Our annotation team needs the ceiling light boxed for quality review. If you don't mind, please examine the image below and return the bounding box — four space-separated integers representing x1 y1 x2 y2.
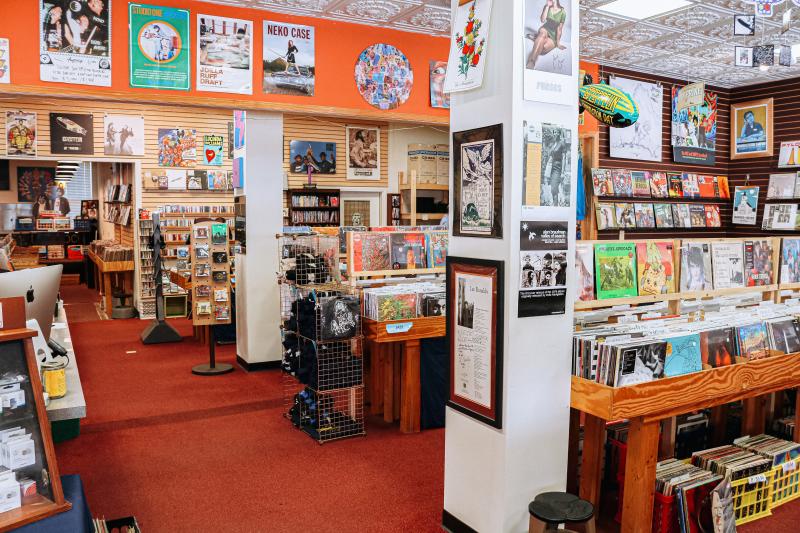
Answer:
597 0 692 20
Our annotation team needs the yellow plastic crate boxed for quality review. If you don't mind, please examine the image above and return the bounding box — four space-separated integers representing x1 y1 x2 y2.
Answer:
730 470 773 526
771 459 800 508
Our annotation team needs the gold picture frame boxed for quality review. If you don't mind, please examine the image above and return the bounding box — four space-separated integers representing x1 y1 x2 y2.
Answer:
731 98 773 160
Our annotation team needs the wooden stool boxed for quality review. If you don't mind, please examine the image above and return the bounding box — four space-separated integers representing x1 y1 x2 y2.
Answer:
528 492 596 533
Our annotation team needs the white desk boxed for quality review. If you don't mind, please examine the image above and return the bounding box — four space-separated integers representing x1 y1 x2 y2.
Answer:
46 306 87 422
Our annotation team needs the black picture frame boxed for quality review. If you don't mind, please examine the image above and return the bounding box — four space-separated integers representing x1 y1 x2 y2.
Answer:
446 256 504 429
452 124 504 239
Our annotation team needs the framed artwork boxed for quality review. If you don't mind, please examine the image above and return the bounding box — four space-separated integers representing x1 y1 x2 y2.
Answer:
735 46 753 67
733 14 756 36
446 256 504 429
346 126 380 180
731 98 773 160
452 124 504 239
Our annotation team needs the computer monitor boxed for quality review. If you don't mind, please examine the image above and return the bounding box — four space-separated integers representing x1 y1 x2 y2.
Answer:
0 265 62 341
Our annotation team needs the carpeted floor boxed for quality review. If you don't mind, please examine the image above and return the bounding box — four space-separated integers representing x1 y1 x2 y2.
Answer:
60 284 103 323
52 287 798 532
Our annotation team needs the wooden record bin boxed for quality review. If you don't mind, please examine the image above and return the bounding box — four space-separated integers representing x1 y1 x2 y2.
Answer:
0 297 71 531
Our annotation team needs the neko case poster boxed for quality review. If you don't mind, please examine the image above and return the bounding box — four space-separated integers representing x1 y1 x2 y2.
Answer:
263 21 315 97
346 126 380 180
40 0 111 87
5 111 37 157
518 221 568 317
49 113 94 154
129 3 190 91
671 86 717 166
453 124 503 239
446 256 504 429
197 14 253 95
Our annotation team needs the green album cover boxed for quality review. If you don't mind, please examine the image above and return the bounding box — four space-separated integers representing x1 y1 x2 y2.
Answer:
129 4 190 90
594 242 637 299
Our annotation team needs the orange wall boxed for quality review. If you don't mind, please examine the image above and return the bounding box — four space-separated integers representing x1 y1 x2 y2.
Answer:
0 0 449 121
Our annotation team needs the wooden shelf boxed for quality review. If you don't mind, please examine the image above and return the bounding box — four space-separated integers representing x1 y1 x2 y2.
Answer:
0 494 71 531
400 183 449 191
575 284 779 311
289 206 339 210
86 249 134 273
595 196 729 203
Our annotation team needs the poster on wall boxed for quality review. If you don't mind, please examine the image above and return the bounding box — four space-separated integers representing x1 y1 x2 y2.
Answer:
103 114 144 156
523 0 577 105
443 0 493 94
232 110 245 188
263 21 315 96
671 86 717 166
430 61 450 109
518 221 568 317
733 186 759 225
17 167 54 202
453 124 503 238
40 0 111 87
447 256 504 429
609 76 663 162
158 128 197 167
0 38 10 84
197 14 253 95
778 140 800 168
289 140 336 174
346 126 380 180
129 3 190 91
49 113 94 155
203 134 224 166
354 44 413 110
731 98 773 160
5 111 37 157
522 121 572 208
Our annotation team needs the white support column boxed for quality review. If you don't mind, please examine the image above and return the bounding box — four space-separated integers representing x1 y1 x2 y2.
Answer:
235 110 283 368
443 1 580 531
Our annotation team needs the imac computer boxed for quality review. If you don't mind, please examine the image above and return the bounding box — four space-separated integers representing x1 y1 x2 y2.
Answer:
0 265 62 342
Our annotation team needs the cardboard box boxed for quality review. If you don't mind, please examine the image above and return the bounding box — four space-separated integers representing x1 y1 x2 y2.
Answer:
436 144 450 186
407 144 438 184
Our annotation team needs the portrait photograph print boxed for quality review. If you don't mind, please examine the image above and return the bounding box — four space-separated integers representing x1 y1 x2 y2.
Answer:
104 114 144 156
290 140 336 174
197 14 253 95
40 0 112 87
523 0 577 105
731 98 773 160
446 256 504 429
346 126 380 180
453 124 503 239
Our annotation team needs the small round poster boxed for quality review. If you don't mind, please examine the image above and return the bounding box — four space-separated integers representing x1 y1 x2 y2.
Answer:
354 44 413 110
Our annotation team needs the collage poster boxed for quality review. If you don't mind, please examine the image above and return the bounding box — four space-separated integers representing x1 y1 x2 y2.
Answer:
129 3 190 90
733 186 759 226
453 270 493 409
49 112 94 155
40 0 111 86
518 221 568 317
671 86 717 166
523 0 577 105
522 121 572 209
609 76 663 162
0 38 9 84
158 128 197 167
103 114 145 156
354 44 413 111
5 111 37 157
263 21 315 97
429 61 450 109
197 15 253 94
203 134 224 166
444 0 492 94
346 126 380 180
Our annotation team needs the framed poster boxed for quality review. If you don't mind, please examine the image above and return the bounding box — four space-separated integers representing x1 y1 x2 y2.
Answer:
129 3 190 90
446 256 504 429
731 98 773 160
452 124 503 239
104 114 144 156
49 113 93 155
289 140 336 174
523 0 578 105
197 14 253 95
263 21 315 96
443 0 492 93
5 111 37 157
40 0 111 87
671 86 717 166
346 126 380 180
778 141 800 168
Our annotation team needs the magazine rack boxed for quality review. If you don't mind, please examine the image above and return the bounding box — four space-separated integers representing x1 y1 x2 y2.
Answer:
346 230 447 278
571 353 800 533
0 297 71 531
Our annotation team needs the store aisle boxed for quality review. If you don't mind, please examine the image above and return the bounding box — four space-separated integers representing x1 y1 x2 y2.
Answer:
60 284 103 323
54 316 444 533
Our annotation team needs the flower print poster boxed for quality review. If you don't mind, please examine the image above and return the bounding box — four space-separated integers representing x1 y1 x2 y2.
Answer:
444 0 492 94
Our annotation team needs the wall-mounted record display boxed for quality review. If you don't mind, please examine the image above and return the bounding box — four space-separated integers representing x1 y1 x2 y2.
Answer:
191 219 231 327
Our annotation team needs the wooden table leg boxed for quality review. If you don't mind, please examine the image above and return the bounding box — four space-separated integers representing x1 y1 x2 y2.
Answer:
579 413 605 507
400 338 421 434
659 417 676 461
103 272 113 313
620 417 660 533
566 408 581 496
393 344 401 422
369 341 384 416
383 343 394 423
743 396 767 436
710 404 728 446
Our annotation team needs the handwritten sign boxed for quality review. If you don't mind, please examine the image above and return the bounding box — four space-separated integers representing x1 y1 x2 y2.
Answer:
386 322 413 334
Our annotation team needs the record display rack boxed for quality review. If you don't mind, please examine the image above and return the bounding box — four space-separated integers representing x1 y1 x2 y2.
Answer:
571 353 800 533
137 217 156 320
574 237 783 312
345 229 447 278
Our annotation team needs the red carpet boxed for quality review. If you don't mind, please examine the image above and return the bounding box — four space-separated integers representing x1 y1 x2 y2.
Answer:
60 284 102 323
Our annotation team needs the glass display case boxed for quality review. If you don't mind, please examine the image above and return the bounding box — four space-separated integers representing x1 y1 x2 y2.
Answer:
0 297 70 529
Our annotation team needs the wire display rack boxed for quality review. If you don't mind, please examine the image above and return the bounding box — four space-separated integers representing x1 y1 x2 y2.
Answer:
279 233 340 285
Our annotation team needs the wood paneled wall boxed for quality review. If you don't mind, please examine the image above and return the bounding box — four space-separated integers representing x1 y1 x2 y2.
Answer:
595 67 731 240
728 78 800 239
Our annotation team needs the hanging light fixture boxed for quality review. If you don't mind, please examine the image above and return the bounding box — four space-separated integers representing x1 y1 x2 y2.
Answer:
56 161 80 181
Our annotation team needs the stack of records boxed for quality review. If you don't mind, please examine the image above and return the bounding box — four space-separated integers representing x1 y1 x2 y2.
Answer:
361 282 445 321
773 417 796 441
692 445 772 481
734 434 800 467
765 317 800 354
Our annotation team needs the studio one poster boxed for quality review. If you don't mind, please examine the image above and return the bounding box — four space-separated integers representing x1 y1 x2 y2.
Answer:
40 0 111 86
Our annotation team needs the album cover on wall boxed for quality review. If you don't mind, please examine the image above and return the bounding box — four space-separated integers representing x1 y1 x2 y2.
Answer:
611 169 633 197
680 242 713 291
575 242 594 302
744 239 773 286
653 204 674 228
733 186 759 225
49 113 93 155
711 241 745 289
595 203 617 230
615 203 635 229
594 242 637 300
453 124 503 239
650 172 668 198
636 241 675 296
591 168 614 196
633 203 655 228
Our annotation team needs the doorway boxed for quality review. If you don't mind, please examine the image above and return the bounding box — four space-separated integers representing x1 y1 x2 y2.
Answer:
340 190 381 226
